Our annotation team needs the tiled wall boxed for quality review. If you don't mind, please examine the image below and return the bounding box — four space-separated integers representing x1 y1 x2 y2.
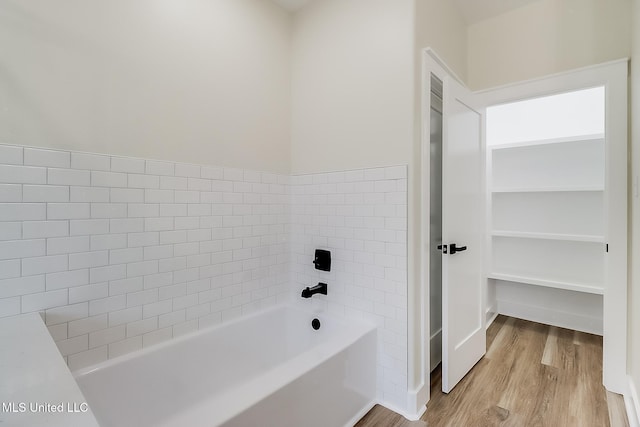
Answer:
0 144 290 370
290 166 408 409
0 144 409 407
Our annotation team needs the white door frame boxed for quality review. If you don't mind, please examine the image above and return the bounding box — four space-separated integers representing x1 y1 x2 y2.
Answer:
417 51 628 410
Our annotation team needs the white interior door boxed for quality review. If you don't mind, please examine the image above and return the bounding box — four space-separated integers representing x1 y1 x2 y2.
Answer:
441 76 485 393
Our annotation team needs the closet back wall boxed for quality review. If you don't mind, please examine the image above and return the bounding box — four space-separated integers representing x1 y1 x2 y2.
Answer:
0 0 292 173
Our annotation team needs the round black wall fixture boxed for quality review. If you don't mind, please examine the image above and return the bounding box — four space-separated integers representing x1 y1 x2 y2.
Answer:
311 318 321 330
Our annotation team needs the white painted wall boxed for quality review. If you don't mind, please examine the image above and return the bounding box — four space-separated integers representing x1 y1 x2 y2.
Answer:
467 0 632 90
290 0 414 174
415 0 467 82
630 0 640 415
0 0 291 173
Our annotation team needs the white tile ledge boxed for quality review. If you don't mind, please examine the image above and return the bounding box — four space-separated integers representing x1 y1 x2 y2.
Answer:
0 313 99 426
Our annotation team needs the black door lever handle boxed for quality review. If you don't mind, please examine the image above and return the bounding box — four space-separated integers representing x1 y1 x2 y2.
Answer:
450 243 467 255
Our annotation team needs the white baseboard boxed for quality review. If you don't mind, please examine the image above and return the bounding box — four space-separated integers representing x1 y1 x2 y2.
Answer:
497 299 602 335
626 376 640 427
377 391 427 422
404 381 429 420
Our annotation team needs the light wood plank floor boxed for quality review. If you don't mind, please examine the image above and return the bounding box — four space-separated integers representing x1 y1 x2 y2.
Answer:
356 316 629 427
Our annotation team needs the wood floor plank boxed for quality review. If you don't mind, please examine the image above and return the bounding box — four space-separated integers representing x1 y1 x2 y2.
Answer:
555 327 577 371
496 320 549 421
357 316 626 427
607 391 631 427
573 336 609 426
541 326 558 366
486 315 507 350
572 329 584 346
485 316 515 360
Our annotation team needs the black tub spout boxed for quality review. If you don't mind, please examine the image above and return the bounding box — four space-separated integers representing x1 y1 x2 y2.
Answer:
301 283 327 298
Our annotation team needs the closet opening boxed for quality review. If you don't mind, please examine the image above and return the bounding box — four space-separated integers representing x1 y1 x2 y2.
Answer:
486 86 606 341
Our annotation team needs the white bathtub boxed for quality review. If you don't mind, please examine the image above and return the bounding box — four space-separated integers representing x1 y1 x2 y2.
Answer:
74 305 377 427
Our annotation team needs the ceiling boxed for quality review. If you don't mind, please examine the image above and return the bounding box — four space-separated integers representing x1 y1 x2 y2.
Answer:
271 0 542 24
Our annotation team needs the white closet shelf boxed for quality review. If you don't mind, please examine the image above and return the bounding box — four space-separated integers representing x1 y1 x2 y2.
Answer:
487 273 604 295
488 133 605 150
491 186 604 193
492 230 605 243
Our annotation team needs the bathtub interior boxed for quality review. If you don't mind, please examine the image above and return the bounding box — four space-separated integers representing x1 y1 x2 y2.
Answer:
74 305 376 427
75 311 291 426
